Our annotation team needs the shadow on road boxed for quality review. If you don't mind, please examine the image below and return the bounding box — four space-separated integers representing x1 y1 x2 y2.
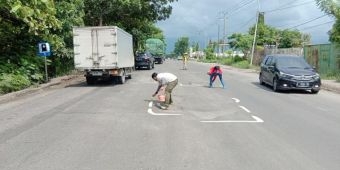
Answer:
251 82 314 95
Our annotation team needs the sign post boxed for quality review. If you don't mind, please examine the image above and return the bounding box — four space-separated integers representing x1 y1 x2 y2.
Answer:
38 42 51 82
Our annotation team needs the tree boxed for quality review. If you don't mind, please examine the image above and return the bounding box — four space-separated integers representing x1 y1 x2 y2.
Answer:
0 0 85 81
192 42 199 51
174 37 189 55
228 33 253 58
248 23 310 48
277 29 303 48
145 38 165 56
316 0 340 43
83 0 178 51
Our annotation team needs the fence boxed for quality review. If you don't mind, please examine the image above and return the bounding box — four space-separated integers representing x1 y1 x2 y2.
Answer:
304 44 340 74
264 47 303 56
263 44 340 74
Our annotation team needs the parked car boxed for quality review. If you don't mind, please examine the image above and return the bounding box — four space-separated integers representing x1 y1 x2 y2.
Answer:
259 54 321 94
154 55 164 64
135 52 155 70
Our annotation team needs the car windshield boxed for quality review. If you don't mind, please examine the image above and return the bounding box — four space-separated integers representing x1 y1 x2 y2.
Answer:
276 56 311 69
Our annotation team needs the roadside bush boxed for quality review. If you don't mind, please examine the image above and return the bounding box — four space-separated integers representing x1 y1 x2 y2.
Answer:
220 57 233 65
232 60 250 69
0 74 31 94
321 71 340 82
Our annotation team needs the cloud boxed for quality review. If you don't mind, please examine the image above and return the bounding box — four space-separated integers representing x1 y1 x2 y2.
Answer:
157 0 335 52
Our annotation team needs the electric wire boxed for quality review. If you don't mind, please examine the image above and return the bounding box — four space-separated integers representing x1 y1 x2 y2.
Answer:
300 20 334 30
265 0 315 13
285 14 328 29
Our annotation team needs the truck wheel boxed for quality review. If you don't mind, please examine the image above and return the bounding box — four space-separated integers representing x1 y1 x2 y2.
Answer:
86 77 95 85
119 71 126 84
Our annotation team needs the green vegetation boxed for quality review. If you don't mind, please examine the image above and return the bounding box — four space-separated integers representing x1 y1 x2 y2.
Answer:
145 38 165 56
316 0 340 44
321 71 340 82
0 0 177 94
174 37 189 55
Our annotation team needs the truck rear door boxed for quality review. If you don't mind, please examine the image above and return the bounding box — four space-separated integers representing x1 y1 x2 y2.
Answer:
97 28 118 68
73 28 94 68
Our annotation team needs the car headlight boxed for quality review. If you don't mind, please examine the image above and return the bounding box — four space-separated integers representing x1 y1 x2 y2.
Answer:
312 73 320 80
279 72 294 79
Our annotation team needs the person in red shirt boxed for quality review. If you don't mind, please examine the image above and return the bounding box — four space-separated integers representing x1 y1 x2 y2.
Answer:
207 65 225 88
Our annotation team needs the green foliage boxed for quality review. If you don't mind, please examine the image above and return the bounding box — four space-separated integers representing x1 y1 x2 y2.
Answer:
145 38 165 55
220 57 234 65
278 29 304 48
16 57 44 82
3 0 62 35
231 60 250 69
174 37 189 55
83 0 177 51
321 70 340 81
0 73 31 94
228 33 253 58
0 0 178 94
204 46 215 60
247 22 310 48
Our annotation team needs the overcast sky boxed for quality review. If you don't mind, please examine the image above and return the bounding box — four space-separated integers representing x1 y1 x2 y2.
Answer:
156 0 335 53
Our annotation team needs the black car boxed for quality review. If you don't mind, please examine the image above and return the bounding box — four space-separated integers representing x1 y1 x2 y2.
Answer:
154 55 164 64
135 52 155 70
259 54 321 94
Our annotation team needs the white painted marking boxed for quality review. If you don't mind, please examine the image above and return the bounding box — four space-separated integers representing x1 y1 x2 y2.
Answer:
147 101 182 116
252 115 264 123
200 115 264 123
179 83 183 86
147 108 182 116
232 98 240 103
239 106 251 113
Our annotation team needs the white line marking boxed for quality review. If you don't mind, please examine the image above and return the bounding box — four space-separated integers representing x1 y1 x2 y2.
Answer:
232 98 240 103
252 115 264 123
200 115 264 123
147 101 182 116
239 106 251 113
147 108 182 116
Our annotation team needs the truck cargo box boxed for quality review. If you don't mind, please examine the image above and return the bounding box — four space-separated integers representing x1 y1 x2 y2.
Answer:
73 26 134 84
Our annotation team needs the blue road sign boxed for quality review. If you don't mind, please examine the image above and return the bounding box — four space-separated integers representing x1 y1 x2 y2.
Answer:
38 42 51 57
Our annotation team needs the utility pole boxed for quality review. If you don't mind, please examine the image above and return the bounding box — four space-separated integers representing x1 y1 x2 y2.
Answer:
250 0 260 66
218 23 220 55
222 12 227 54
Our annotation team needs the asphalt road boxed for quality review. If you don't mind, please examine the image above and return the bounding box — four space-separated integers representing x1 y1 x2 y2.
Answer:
0 59 339 170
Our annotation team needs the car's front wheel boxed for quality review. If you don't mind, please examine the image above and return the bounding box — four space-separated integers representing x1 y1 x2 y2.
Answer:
311 89 319 94
273 77 279 92
259 73 264 85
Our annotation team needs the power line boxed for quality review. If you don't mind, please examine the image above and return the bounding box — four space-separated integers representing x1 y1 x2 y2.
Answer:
300 20 334 30
265 0 315 13
228 0 256 17
285 14 328 29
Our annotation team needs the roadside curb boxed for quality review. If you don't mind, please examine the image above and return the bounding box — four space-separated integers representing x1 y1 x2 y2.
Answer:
321 80 340 94
0 75 79 104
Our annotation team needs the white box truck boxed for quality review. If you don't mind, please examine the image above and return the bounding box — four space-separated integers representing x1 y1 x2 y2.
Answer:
73 26 134 85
